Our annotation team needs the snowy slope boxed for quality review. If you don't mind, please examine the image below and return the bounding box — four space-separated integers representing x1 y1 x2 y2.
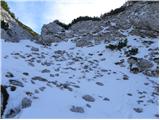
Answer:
1 31 159 118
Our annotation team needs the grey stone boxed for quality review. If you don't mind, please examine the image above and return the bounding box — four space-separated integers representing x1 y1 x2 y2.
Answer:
21 97 32 109
41 21 65 44
96 82 104 86
5 107 21 118
32 76 48 82
41 69 50 73
137 58 153 71
133 108 143 113
82 95 95 102
39 87 46 91
23 72 29 76
123 75 129 80
70 106 84 113
103 97 110 101
31 47 39 51
9 80 24 87
76 39 93 47
5 72 14 78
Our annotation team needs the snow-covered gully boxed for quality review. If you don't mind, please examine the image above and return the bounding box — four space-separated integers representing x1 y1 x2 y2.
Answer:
1 31 159 118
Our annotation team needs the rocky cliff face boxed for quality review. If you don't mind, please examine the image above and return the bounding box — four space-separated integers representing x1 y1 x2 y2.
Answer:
40 1 159 46
0 1 38 42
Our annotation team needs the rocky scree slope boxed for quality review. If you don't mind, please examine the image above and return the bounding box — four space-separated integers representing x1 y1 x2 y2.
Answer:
1 0 159 119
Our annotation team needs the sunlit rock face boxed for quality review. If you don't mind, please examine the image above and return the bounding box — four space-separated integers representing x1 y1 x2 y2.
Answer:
1 5 38 42
102 1 159 37
40 21 66 44
40 1 158 45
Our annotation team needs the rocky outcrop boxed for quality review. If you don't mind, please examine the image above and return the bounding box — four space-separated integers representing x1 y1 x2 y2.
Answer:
40 1 158 46
1 1 38 42
102 1 159 37
1 85 9 117
127 57 156 76
40 21 65 44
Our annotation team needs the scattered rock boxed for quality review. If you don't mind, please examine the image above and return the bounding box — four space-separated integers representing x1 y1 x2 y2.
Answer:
31 47 39 51
21 97 32 109
63 84 73 91
96 82 104 86
10 86 16 91
43 61 52 66
70 106 84 113
5 107 21 118
130 67 140 74
23 72 29 76
143 69 159 77
137 100 144 104
39 87 46 91
26 91 33 96
41 69 50 73
144 82 149 86
103 97 110 101
155 114 159 118
5 72 14 78
9 80 24 87
76 39 92 47
34 89 39 94
123 75 129 80
55 73 59 77
86 104 91 108
133 108 143 113
32 76 48 82
50 74 54 77
127 57 138 65
82 95 95 102
127 93 132 96
137 58 153 71
115 59 124 65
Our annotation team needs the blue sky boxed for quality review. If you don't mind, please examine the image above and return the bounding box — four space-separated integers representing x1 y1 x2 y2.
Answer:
6 0 126 33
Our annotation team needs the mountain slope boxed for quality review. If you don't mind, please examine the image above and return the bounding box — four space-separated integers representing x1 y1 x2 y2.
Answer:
1 0 159 119
2 29 159 118
0 0 38 42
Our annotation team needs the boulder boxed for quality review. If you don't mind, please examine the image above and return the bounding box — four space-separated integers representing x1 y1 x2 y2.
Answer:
96 82 104 86
9 80 24 87
21 97 32 109
70 106 84 113
128 57 153 74
133 108 143 113
5 107 21 118
41 69 50 73
137 58 153 71
76 39 93 47
32 76 48 82
5 72 14 78
82 95 95 102
41 21 65 44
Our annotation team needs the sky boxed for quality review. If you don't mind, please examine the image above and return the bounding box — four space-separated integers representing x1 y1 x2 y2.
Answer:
6 0 126 33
